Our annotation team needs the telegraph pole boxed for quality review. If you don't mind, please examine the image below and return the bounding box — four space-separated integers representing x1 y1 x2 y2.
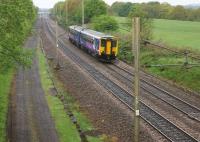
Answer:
55 6 60 70
133 17 140 142
82 0 84 27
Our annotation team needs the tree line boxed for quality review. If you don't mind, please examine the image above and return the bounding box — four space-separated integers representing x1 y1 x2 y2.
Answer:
111 1 200 21
0 0 37 72
52 0 107 25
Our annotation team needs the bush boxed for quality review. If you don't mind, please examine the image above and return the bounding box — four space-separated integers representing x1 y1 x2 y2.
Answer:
91 15 118 32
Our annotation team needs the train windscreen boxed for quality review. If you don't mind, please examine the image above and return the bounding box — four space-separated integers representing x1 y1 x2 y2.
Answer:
101 39 106 47
111 40 117 47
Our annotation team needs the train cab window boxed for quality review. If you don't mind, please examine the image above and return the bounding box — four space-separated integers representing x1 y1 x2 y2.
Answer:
101 39 106 47
112 40 117 47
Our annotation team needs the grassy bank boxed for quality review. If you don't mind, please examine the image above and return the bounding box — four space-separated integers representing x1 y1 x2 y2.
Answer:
37 47 103 142
153 19 200 52
141 48 200 92
112 16 200 93
0 70 13 142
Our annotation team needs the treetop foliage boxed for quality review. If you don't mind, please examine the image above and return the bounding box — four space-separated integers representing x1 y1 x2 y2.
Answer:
111 1 200 21
52 0 108 25
91 15 118 32
0 0 37 72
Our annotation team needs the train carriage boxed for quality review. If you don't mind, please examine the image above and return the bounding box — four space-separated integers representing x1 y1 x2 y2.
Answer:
69 26 118 61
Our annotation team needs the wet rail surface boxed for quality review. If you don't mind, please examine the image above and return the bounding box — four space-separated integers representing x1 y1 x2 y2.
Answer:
44 18 199 142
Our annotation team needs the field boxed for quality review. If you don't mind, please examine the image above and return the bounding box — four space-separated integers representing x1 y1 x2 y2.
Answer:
153 19 200 52
114 16 200 52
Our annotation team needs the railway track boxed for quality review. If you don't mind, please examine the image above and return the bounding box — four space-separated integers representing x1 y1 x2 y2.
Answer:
44 18 199 142
106 64 200 122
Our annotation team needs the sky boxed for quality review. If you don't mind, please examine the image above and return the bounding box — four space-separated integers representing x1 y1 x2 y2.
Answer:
33 0 200 8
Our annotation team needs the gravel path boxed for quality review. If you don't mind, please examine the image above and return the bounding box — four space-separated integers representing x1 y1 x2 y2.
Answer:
8 32 59 142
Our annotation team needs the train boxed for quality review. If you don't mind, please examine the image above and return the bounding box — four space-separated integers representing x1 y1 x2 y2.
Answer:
68 26 118 62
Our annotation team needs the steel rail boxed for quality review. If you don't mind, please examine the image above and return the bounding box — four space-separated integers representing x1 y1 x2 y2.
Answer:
110 64 200 121
44 18 199 142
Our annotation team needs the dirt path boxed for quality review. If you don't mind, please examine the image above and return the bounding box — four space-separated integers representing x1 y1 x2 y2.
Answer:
8 33 59 142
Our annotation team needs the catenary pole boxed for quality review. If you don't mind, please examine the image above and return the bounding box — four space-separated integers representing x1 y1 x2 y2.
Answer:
65 0 68 28
133 17 140 142
82 0 84 26
55 6 60 69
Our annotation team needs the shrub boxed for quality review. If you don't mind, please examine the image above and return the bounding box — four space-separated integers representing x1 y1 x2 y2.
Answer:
91 15 118 32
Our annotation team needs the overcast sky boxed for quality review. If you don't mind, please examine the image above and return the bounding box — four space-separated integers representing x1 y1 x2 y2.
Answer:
33 0 200 8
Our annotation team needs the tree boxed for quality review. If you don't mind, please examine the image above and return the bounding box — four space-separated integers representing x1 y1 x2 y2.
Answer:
143 2 161 18
129 4 153 41
111 2 133 17
0 0 37 72
170 6 188 20
91 15 118 32
159 3 172 19
85 0 107 22
53 0 107 25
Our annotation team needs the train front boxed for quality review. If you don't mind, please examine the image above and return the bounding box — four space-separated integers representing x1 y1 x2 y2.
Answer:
98 38 118 61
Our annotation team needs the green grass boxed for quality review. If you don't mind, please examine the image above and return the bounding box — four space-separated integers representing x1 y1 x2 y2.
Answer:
87 136 102 142
0 69 13 142
47 96 81 142
153 19 200 51
141 48 200 92
113 16 200 52
37 47 103 142
113 16 131 34
38 48 81 142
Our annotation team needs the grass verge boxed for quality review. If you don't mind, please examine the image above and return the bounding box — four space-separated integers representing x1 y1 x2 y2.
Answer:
0 70 13 142
37 47 103 142
112 16 200 93
141 47 200 92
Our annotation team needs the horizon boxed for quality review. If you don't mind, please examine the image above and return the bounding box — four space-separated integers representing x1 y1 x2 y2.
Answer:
33 0 200 9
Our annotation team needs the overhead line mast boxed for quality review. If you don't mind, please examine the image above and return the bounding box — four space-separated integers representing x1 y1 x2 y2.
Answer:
82 0 84 27
133 17 141 142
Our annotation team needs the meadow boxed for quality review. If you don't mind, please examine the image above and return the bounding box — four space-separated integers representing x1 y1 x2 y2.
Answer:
114 16 200 52
153 19 200 52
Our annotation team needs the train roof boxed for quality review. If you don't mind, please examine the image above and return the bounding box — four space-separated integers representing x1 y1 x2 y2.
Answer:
69 25 114 39
69 25 84 32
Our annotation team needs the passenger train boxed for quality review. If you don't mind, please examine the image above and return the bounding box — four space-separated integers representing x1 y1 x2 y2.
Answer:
68 26 118 61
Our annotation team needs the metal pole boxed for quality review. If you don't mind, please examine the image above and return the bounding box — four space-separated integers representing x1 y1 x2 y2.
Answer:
55 4 60 69
55 6 58 60
133 17 140 142
56 20 58 60
185 50 189 66
82 0 84 27
60 4 62 18
65 1 68 28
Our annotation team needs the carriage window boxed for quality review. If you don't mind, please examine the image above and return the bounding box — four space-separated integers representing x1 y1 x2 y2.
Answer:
101 39 106 47
112 40 117 47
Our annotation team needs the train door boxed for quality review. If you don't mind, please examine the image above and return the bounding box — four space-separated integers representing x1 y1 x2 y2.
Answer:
111 39 117 56
106 39 111 55
94 39 99 54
